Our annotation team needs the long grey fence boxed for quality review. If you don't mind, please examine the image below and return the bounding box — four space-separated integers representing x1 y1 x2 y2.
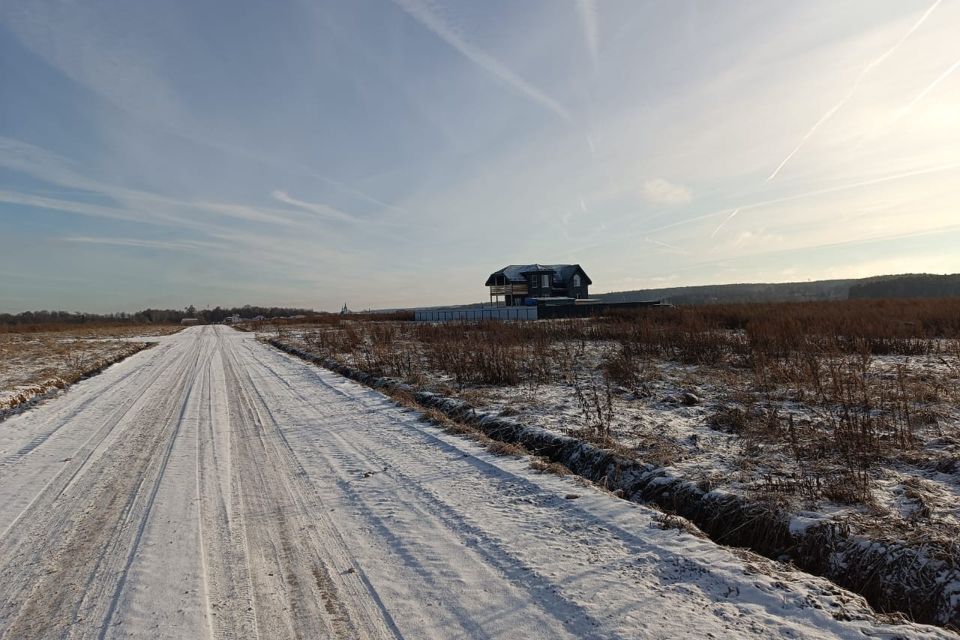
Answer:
414 307 538 322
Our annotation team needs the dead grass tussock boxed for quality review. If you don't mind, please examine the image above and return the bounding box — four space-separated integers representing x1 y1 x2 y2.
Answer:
529 458 571 476
486 440 526 457
653 513 708 538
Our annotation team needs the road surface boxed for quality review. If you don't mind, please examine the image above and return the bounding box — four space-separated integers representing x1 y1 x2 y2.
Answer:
0 326 950 639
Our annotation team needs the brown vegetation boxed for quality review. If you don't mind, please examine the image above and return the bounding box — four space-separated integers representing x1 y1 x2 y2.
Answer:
0 325 174 412
269 298 960 512
266 298 960 629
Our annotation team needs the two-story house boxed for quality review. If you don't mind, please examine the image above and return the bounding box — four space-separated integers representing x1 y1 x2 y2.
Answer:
485 264 591 306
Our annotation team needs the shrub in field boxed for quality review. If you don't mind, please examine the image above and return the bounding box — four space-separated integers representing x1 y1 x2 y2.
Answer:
278 297 960 508
572 366 613 443
602 343 640 390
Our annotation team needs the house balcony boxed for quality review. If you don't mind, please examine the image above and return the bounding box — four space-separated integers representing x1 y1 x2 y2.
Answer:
489 284 528 296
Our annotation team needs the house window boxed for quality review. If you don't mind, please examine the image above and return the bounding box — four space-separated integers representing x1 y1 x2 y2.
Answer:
541 274 549 289
573 274 581 287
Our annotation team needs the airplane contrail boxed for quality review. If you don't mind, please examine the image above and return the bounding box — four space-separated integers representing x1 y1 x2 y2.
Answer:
893 53 960 122
643 237 686 253
767 0 942 181
672 161 960 238
392 0 574 122
710 208 740 238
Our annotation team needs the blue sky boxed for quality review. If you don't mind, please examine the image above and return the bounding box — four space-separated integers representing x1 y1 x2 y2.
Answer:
1 0 959 313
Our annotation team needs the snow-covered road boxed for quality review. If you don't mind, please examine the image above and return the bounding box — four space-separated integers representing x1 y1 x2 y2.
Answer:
0 326 951 639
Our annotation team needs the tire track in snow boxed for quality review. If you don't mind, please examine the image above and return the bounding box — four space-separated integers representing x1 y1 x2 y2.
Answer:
94 337 210 637
0 331 207 638
219 337 394 640
195 335 261 640
0 337 195 543
0 340 172 465
237 345 596 638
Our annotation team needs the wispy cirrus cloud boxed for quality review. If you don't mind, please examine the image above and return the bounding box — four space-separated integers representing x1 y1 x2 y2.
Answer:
271 190 359 223
61 236 224 252
0 5 399 219
642 236 687 254
576 0 599 67
0 190 160 225
0 2 185 127
656 161 960 237
0 137 336 230
641 178 692 206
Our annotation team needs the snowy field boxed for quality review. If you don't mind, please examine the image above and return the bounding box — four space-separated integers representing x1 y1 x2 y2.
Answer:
272 321 960 544
268 313 960 628
0 325 952 638
466 348 960 545
0 325 179 413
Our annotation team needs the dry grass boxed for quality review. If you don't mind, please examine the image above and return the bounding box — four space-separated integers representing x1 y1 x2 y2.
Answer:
0 325 174 411
385 388 529 455
274 298 960 513
0 321 182 335
653 513 708 538
270 304 960 629
287 297 960 381
529 458 571 476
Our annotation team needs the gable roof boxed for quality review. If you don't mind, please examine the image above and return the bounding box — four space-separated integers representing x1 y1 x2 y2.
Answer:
485 264 592 286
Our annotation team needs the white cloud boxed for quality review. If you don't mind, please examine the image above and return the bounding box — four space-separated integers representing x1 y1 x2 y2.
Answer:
641 178 692 205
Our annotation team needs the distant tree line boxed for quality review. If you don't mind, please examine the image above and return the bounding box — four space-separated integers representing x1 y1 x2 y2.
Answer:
599 279 857 305
848 274 960 300
601 273 960 305
0 305 318 327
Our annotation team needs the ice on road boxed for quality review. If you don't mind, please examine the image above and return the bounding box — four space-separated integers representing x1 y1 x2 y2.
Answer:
0 327 949 639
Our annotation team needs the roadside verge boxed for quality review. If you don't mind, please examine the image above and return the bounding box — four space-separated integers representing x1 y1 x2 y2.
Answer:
0 342 156 422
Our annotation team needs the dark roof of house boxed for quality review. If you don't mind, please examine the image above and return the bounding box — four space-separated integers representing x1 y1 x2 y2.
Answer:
485 264 592 286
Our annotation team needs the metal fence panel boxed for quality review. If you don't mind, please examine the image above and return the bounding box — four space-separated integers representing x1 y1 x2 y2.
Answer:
414 307 538 322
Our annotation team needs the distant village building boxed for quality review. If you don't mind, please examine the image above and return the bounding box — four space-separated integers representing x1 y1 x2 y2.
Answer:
181 318 200 326
485 264 591 307
340 303 351 315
